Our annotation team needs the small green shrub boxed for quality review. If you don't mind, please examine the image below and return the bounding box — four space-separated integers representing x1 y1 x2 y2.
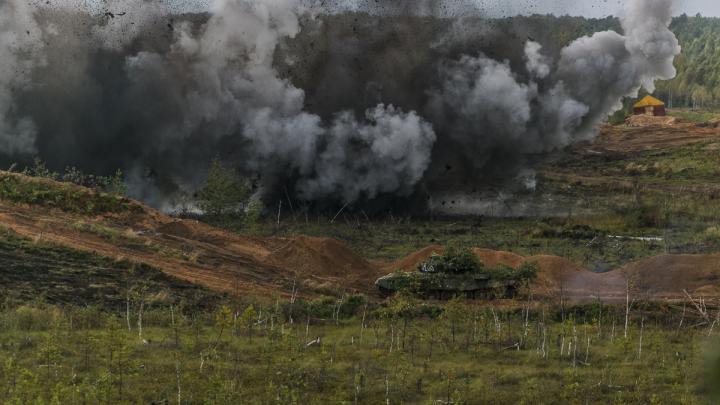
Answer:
198 158 250 217
418 247 484 274
244 199 263 225
486 262 540 282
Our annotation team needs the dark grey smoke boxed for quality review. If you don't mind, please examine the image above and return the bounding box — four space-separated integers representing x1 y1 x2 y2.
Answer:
0 0 679 210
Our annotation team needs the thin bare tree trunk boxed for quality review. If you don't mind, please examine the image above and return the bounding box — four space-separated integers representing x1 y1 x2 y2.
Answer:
359 305 367 345
585 336 590 364
637 317 644 360
625 280 631 338
126 295 132 332
138 301 145 341
175 354 182 405
277 200 282 225
572 324 578 369
677 302 686 334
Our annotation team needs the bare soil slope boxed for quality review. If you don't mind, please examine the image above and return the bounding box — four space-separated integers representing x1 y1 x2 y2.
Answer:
0 172 378 297
589 122 720 153
385 245 444 272
618 254 720 298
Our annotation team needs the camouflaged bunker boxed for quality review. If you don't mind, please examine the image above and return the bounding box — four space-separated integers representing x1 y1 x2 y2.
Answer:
376 249 538 300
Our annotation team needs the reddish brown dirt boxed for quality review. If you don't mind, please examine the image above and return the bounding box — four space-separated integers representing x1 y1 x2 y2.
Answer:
266 235 382 292
0 196 374 297
618 254 720 298
385 245 444 272
528 255 624 300
472 248 525 269
625 115 680 128
587 123 720 153
1 172 719 301
0 205 286 296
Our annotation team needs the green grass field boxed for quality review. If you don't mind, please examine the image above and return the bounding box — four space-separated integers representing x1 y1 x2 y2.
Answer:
668 109 720 123
0 299 715 404
0 229 713 404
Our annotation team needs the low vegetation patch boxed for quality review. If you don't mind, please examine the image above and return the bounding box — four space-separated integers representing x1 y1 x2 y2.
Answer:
0 172 140 215
0 231 219 310
419 247 484 274
0 298 713 404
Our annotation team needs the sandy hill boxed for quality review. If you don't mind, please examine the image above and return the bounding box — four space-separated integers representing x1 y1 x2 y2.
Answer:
385 244 444 272
617 254 720 298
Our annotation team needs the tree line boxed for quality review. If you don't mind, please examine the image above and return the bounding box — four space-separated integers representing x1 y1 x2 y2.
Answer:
509 13 720 110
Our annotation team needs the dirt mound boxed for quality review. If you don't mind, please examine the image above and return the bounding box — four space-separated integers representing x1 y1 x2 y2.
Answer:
626 115 679 127
267 236 376 279
387 246 525 273
528 255 624 298
471 250 620 298
472 248 525 269
618 254 720 297
386 245 444 272
0 172 378 297
156 218 272 260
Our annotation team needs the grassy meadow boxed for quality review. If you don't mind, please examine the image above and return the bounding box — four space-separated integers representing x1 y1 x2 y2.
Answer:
0 297 717 404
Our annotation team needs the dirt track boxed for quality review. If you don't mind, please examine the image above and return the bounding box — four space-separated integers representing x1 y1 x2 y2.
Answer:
586 123 720 153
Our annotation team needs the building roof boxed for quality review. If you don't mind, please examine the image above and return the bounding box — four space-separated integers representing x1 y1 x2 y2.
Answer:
634 95 665 108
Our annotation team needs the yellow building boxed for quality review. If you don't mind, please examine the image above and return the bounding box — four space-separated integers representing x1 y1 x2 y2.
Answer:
633 95 666 116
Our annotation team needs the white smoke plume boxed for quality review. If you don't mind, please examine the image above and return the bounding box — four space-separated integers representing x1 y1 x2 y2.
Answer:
0 0 44 154
429 0 680 170
524 41 551 80
0 0 679 209
299 105 436 201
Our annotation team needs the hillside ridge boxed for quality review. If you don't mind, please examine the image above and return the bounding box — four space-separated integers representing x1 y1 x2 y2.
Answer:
0 170 718 301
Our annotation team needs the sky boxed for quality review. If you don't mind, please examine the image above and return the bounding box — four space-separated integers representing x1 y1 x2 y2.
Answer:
57 0 720 17
333 0 720 17
478 0 720 18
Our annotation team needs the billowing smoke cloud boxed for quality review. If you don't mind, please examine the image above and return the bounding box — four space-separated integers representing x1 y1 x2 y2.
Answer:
428 0 679 179
299 105 435 201
0 0 679 210
125 0 437 203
